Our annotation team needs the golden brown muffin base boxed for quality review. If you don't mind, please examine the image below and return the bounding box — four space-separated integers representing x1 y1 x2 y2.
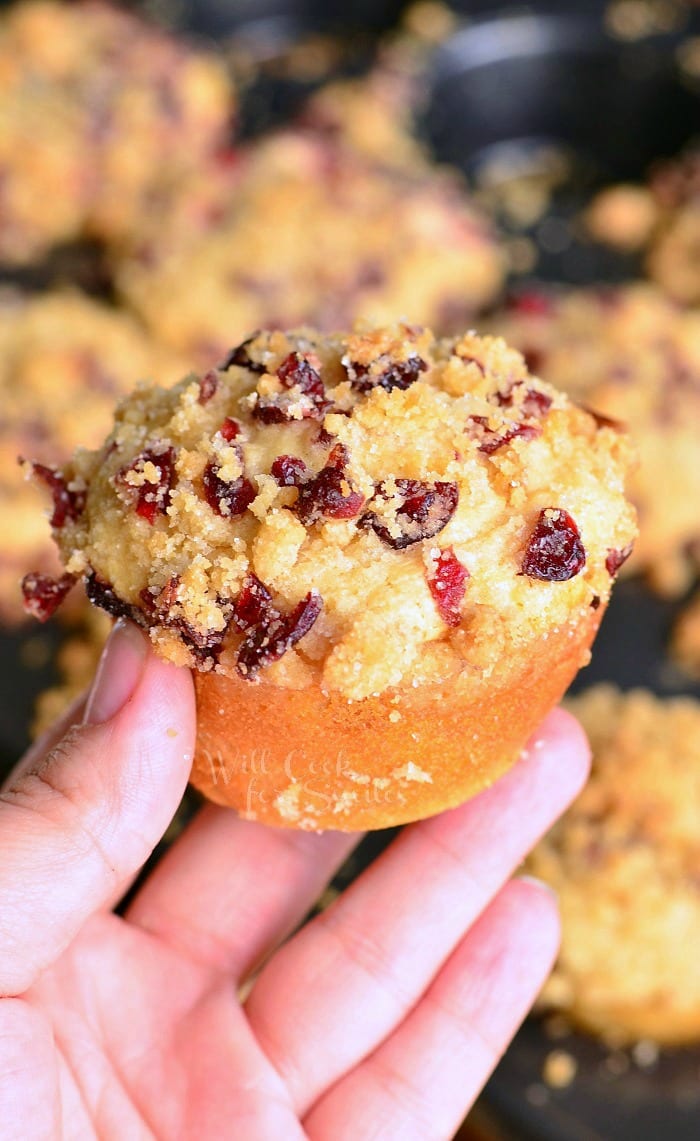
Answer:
191 607 601 831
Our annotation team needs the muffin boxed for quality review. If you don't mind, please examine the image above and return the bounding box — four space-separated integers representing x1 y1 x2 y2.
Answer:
114 130 505 368
25 324 636 830
527 685 700 1046
0 289 185 623
0 0 233 262
487 284 700 595
584 149 700 304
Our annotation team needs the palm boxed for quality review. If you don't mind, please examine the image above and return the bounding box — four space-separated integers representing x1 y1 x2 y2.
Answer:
27 911 300 1138
1 638 589 1141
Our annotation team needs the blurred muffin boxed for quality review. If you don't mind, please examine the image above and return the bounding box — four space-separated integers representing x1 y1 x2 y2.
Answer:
114 129 504 369
584 149 700 304
0 289 185 623
527 685 700 1046
0 0 233 262
487 284 700 595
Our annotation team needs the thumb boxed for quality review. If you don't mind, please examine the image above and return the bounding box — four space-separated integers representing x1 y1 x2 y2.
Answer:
0 619 196 996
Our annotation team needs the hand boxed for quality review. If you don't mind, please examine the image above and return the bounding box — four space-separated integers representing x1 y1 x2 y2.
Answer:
0 619 589 1141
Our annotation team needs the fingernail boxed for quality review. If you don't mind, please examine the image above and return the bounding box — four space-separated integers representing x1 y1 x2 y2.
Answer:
84 619 148 725
517 873 559 901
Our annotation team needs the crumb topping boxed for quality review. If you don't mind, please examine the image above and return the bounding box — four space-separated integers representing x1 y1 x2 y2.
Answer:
32 323 637 700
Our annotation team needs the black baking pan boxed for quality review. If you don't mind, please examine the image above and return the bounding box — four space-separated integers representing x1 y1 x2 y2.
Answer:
423 2 700 286
419 5 700 1139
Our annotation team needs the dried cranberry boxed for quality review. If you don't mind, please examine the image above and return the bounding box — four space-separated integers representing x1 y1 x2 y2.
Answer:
495 384 552 418
28 462 85 528
254 352 328 423
294 444 365 525
86 572 145 625
521 388 553 417
507 290 552 316
346 354 427 393
219 417 241 441
233 573 274 632
590 595 601 610
116 446 176 525
21 572 76 622
219 334 265 373
140 575 180 618
605 544 633 577
471 416 541 455
203 461 256 517
364 480 459 550
237 589 323 679
271 454 308 487
521 508 586 582
427 549 468 626
177 620 228 666
198 370 219 405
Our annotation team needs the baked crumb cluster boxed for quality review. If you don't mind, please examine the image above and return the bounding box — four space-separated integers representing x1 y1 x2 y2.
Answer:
527 685 700 1045
25 324 636 701
114 130 504 367
0 289 184 622
487 283 700 595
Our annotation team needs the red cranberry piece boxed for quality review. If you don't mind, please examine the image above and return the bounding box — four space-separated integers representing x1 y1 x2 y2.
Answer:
605 544 633 577
471 416 541 456
427 548 469 627
203 461 256 517
237 589 323 679
29 462 85 528
86 572 146 625
507 290 552 316
521 508 586 582
271 454 308 487
219 334 265 373
233 573 274 632
198 370 219 405
21 572 76 622
495 384 552 417
590 594 601 610
220 417 241 441
294 444 365 525
177 619 228 666
521 388 553 417
116 446 176 525
254 352 328 423
364 479 459 550
140 575 181 618
346 354 427 393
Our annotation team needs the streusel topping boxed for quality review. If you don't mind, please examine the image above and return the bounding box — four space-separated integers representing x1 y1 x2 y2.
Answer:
28 324 637 700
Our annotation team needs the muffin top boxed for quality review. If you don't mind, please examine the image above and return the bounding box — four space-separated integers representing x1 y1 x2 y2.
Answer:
30 324 636 701
527 685 700 1044
487 283 700 593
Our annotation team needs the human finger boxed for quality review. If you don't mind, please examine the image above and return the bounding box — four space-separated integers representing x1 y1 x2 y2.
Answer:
245 709 588 1116
128 808 361 981
0 620 196 995
304 877 559 1141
